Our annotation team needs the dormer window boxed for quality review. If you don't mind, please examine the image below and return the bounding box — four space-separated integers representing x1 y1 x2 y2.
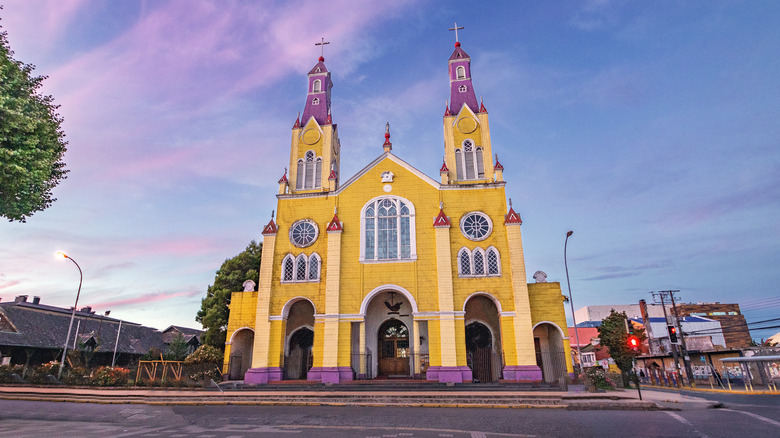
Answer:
459 85 467 92
312 98 320 105
313 79 322 93
456 66 466 80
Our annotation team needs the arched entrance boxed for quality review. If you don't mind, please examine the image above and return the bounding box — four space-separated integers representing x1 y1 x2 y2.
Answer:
466 322 494 383
533 322 567 384
284 327 313 380
283 298 315 380
464 294 502 382
377 319 410 377
228 328 254 380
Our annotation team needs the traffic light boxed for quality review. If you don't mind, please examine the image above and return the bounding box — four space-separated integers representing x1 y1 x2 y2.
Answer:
627 335 640 351
667 325 679 344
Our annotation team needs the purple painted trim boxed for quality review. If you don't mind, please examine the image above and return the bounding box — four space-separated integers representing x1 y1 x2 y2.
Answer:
426 366 472 383
243 367 283 384
502 365 542 382
307 367 353 384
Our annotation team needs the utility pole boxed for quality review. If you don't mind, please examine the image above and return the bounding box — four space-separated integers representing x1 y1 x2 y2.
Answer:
667 290 695 388
652 291 683 388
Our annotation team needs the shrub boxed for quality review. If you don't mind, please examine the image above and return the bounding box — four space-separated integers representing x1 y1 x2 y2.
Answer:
184 345 223 365
62 366 90 386
584 367 614 391
27 361 60 384
91 366 130 387
0 364 24 383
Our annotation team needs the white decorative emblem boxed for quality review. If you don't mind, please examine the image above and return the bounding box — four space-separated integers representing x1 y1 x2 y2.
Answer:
533 271 547 283
381 171 394 183
242 280 256 291
383 184 392 193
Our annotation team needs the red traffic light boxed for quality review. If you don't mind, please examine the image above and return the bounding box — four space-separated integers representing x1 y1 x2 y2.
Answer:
628 336 640 348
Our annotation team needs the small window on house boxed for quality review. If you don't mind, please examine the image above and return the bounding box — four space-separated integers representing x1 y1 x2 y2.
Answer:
313 79 322 93
459 85 467 92
312 98 320 105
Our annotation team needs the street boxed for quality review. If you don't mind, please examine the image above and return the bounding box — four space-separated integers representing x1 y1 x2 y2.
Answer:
0 390 778 438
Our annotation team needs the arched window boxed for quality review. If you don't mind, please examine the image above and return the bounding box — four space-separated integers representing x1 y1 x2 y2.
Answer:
456 66 466 80
458 247 501 277
281 253 321 283
297 150 321 190
283 255 295 281
486 247 500 275
313 79 321 93
457 139 485 180
459 84 467 92
361 196 416 261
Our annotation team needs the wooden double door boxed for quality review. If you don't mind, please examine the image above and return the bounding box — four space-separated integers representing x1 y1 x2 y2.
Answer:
378 319 410 376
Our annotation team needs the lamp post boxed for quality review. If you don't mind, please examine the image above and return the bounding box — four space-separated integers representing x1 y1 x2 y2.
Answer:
564 231 582 374
56 251 82 381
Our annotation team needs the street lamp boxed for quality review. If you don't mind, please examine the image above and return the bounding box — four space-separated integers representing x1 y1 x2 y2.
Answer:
56 251 82 381
564 231 582 374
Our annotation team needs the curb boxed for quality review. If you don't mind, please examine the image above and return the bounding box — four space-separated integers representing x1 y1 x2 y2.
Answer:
641 385 779 395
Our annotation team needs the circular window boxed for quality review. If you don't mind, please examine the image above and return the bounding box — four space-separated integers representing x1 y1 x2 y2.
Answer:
460 212 492 241
289 219 318 247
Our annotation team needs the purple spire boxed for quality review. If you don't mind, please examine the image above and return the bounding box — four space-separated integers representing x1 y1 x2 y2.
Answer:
301 58 333 125
448 42 479 114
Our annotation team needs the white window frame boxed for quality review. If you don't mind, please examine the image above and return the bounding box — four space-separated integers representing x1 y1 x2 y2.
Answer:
456 66 466 80
312 97 320 105
359 195 417 262
457 139 484 180
459 211 493 242
458 246 501 277
313 79 322 93
296 150 322 189
281 253 321 283
459 84 467 92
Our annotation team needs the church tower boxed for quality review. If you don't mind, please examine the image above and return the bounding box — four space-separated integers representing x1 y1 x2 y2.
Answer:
441 41 497 185
286 52 341 194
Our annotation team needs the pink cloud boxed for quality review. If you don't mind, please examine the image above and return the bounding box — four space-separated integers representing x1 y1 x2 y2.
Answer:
88 288 202 309
0 279 22 291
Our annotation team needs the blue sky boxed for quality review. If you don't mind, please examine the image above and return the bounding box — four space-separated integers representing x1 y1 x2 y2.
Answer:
1 1 778 340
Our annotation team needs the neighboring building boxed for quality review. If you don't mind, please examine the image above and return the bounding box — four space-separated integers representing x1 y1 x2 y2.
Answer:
224 39 572 385
0 295 198 367
630 316 726 354
574 304 670 325
161 325 203 355
768 332 780 346
675 302 751 348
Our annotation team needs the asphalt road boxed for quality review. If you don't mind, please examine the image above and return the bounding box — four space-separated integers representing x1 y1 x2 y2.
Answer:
0 397 779 438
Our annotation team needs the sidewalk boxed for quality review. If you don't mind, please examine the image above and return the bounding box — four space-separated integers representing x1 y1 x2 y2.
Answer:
0 384 660 410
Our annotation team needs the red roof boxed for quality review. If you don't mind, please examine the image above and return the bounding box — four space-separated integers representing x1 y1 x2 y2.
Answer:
568 327 600 348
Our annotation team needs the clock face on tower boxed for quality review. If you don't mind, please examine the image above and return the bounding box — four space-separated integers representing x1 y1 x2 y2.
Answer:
289 219 318 247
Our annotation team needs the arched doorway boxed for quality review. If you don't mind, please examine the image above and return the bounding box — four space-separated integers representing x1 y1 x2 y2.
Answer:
533 322 567 383
284 327 313 380
228 328 254 380
466 322 494 383
377 319 410 377
464 294 502 382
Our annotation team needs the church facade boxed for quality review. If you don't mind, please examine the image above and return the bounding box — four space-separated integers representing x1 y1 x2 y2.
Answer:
223 40 573 384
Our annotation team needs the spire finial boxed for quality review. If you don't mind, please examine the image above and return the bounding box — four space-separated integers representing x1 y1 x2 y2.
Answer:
449 22 464 45
509 199 512 209
271 210 275 219
315 37 330 61
439 201 443 210
334 206 337 214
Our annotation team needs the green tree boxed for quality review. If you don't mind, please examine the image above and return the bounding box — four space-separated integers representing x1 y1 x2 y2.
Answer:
0 15 68 222
597 309 646 384
196 240 261 349
165 332 189 361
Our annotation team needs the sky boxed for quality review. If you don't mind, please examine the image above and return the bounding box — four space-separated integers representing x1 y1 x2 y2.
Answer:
1 1 778 341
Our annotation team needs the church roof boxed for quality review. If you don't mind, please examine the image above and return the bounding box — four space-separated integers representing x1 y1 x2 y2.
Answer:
449 43 470 61
308 60 329 75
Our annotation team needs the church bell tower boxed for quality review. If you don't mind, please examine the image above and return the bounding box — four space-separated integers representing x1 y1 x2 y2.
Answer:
441 32 496 185
287 41 341 194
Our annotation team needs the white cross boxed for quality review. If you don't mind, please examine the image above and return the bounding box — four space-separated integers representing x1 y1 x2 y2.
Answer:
449 22 464 42
315 37 330 57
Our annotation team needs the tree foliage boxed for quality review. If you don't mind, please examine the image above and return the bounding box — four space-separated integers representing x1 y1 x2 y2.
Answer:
597 309 646 375
164 333 189 361
0 16 68 222
196 240 261 349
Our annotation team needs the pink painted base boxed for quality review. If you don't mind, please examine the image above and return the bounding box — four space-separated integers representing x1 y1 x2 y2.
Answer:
426 366 472 383
243 367 283 384
307 367 353 384
502 365 543 382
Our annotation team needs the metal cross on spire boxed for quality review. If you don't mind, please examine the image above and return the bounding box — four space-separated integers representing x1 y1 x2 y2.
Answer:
449 22 464 42
315 37 330 58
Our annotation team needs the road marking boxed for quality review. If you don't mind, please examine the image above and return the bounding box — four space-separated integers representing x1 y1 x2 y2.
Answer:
720 409 780 428
471 433 488 438
663 412 710 438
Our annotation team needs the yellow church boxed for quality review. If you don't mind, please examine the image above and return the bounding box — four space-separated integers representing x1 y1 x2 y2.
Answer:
223 38 573 385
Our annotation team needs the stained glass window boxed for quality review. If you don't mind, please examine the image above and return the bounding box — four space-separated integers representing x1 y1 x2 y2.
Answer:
460 212 492 241
362 197 415 261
